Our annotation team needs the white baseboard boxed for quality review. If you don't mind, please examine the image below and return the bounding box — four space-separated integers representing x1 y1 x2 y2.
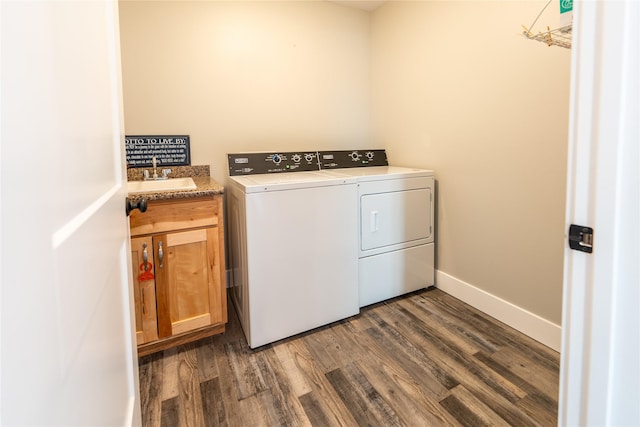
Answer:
435 270 561 352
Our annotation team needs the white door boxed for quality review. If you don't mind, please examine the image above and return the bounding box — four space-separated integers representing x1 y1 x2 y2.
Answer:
559 0 640 425
1 1 141 425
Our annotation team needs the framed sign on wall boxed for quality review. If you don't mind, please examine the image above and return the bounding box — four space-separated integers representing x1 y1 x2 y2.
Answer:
125 135 191 167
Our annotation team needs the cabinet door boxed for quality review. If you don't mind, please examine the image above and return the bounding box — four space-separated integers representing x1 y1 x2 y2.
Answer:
130 236 159 344
155 227 224 338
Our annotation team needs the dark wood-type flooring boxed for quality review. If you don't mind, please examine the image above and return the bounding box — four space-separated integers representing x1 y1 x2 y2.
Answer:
138 288 560 426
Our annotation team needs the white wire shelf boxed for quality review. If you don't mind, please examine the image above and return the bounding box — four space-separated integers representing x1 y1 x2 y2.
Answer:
522 25 572 49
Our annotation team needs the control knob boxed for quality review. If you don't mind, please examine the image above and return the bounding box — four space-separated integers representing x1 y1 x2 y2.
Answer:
304 153 314 163
365 151 374 160
291 154 302 163
272 154 282 165
350 151 360 161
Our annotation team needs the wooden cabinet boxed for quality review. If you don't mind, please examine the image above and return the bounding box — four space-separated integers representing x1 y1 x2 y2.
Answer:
129 195 227 356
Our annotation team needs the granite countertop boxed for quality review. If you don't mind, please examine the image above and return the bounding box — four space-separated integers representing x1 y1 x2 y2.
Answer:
126 165 224 203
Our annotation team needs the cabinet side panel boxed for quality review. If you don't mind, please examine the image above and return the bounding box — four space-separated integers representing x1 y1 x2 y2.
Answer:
206 227 224 325
215 196 227 325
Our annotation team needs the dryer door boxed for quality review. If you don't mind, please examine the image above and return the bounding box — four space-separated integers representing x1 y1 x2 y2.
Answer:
361 185 432 252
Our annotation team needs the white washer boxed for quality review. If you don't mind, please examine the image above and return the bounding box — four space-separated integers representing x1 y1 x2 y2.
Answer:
226 153 359 348
320 151 435 307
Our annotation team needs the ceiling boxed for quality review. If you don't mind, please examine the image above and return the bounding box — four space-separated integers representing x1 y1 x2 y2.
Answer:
329 1 388 12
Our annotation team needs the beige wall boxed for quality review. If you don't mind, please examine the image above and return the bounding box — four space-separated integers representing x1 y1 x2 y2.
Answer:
120 0 570 326
371 1 571 324
119 1 371 184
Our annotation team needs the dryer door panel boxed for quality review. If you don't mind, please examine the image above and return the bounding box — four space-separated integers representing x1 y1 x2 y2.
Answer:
361 188 432 251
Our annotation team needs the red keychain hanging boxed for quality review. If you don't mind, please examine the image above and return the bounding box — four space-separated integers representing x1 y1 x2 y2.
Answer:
137 262 154 282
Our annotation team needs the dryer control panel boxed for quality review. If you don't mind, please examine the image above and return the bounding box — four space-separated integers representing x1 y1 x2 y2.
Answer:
318 149 388 169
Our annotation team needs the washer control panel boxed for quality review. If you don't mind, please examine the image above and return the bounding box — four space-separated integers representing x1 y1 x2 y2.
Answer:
318 149 388 169
229 152 320 176
228 149 388 175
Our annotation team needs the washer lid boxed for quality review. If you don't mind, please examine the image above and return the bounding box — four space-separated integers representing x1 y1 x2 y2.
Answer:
229 171 356 193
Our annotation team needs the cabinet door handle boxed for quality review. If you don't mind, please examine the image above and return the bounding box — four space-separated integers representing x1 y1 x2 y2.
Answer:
141 288 146 315
158 241 164 268
142 243 149 271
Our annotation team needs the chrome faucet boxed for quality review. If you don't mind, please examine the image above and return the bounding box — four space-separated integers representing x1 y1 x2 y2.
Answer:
143 157 171 180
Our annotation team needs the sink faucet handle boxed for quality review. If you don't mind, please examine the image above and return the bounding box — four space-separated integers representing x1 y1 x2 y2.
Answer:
143 170 150 180
162 168 172 178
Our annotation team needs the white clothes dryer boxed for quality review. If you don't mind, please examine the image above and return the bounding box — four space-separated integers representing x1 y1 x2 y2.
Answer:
320 150 435 307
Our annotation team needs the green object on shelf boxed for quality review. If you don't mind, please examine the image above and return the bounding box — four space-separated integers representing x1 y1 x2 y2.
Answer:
560 0 573 14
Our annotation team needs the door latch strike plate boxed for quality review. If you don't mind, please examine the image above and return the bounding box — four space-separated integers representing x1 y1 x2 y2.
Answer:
568 224 594 253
